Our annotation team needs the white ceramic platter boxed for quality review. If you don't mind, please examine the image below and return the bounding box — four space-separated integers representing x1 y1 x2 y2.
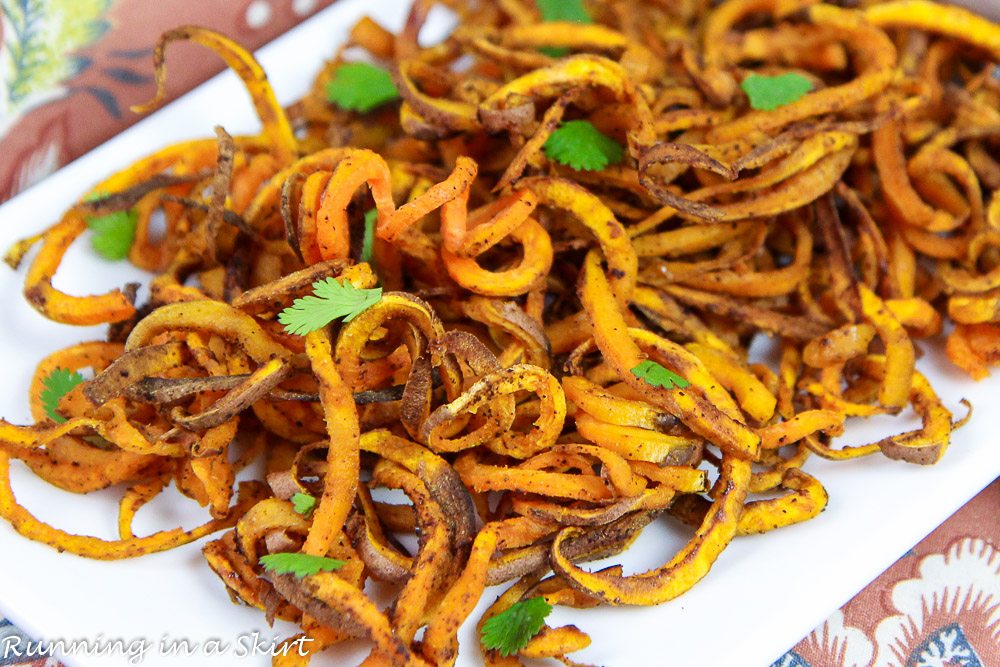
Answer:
0 2 997 666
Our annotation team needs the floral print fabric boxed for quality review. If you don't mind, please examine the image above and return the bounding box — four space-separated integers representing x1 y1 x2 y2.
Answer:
773 479 999 667
0 0 336 200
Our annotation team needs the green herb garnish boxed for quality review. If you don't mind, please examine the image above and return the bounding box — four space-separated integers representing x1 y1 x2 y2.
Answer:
535 0 590 56
277 278 382 336
539 46 570 57
536 0 591 23
40 368 85 423
325 62 400 113
291 492 316 516
84 193 137 261
258 553 345 579
543 120 624 172
630 360 690 390
741 72 813 111
361 208 377 266
481 596 552 657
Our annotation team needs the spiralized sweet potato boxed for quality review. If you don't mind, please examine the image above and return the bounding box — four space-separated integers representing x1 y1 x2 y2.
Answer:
3 1 997 665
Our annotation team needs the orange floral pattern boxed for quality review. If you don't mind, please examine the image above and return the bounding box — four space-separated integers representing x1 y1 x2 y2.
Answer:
774 479 1000 667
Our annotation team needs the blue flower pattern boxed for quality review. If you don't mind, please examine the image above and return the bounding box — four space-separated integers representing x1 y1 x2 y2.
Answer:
770 650 813 667
908 623 983 667
0 618 42 666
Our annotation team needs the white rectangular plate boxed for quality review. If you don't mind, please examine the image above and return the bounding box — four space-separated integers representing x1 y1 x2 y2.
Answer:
0 3 997 666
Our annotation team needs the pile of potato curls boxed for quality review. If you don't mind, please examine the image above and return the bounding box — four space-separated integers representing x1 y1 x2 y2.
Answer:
3 0 1000 664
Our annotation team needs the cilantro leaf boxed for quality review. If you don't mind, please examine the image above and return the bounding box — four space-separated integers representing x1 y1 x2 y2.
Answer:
291 492 316 516
258 552 346 579
543 120 624 172
360 208 377 266
539 46 570 58
40 368 85 423
481 596 552 657
630 360 690 390
325 62 400 113
741 72 813 111
277 278 382 336
536 0 589 55
84 195 137 261
536 0 591 23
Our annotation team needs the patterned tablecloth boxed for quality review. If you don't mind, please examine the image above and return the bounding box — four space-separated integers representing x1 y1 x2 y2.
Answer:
0 2 998 666
776 479 999 667
0 0 338 200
